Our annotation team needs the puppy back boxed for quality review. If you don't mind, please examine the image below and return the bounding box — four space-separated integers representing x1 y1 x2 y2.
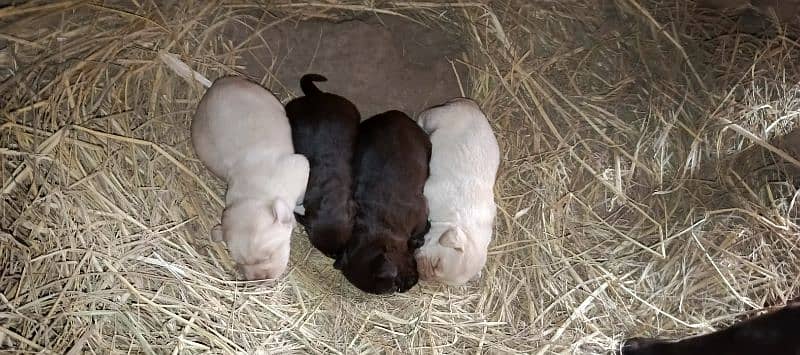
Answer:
354 110 431 206
359 110 431 154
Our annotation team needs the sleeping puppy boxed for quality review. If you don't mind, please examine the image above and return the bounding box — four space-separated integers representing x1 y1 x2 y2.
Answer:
414 98 500 285
336 110 431 294
619 299 800 355
192 76 309 281
285 74 360 260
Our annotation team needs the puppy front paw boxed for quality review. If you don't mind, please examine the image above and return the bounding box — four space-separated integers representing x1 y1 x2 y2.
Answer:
294 204 306 215
408 234 425 249
618 337 663 355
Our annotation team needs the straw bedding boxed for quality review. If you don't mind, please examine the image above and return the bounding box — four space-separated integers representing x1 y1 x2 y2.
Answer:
1 0 799 353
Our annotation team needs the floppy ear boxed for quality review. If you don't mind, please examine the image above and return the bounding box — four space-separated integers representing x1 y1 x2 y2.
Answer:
438 226 465 252
376 257 398 279
210 224 224 242
272 198 294 225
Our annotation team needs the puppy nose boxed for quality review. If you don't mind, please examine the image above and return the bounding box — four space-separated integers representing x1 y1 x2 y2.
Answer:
256 271 274 280
414 257 433 281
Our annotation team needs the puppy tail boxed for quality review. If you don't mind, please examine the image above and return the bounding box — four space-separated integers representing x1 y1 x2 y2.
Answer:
158 51 212 88
300 73 327 96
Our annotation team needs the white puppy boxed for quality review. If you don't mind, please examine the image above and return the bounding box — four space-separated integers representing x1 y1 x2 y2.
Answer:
414 98 500 285
192 77 309 281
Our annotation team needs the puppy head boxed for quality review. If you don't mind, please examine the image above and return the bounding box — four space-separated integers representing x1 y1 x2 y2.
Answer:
418 97 480 133
415 224 487 285
213 198 295 280
335 236 419 294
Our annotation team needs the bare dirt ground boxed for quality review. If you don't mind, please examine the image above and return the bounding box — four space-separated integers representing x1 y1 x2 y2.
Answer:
226 13 468 118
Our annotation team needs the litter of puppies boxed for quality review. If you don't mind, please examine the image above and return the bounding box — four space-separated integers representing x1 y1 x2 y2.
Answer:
185 71 498 294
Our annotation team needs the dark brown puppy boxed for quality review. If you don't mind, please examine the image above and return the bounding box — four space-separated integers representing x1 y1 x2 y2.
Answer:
335 110 431 294
619 300 800 355
286 74 360 260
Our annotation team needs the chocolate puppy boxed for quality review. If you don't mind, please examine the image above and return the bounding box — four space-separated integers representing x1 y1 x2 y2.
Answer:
336 110 431 294
286 74 360 259
619 300 800 355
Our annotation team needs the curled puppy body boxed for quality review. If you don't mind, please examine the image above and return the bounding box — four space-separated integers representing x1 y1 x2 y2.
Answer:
619 300 800 355
337 110 431 294
192 76 309 281
285 74 360 260
414 98 500 285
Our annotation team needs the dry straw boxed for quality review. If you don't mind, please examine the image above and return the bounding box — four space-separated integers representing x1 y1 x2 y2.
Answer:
1 0 799 353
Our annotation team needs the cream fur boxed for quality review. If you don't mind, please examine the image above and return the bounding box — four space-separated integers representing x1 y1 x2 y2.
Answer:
414 98 500 285
192 77 309 281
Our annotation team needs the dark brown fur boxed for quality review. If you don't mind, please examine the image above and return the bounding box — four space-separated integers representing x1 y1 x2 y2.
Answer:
620 300 800 355
335 110 431 294
286 74 360 260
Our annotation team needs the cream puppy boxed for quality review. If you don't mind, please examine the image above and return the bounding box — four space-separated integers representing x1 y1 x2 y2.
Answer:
414 98 500 285
192 77 309 281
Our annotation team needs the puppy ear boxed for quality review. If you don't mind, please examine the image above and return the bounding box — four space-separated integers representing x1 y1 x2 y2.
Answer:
376 257 398 279
438 226 465 252
272 198 294 225
210 224 224 242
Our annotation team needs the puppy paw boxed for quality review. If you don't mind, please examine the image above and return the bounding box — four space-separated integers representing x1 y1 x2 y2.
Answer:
294 204 306 216
618 337 662 355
